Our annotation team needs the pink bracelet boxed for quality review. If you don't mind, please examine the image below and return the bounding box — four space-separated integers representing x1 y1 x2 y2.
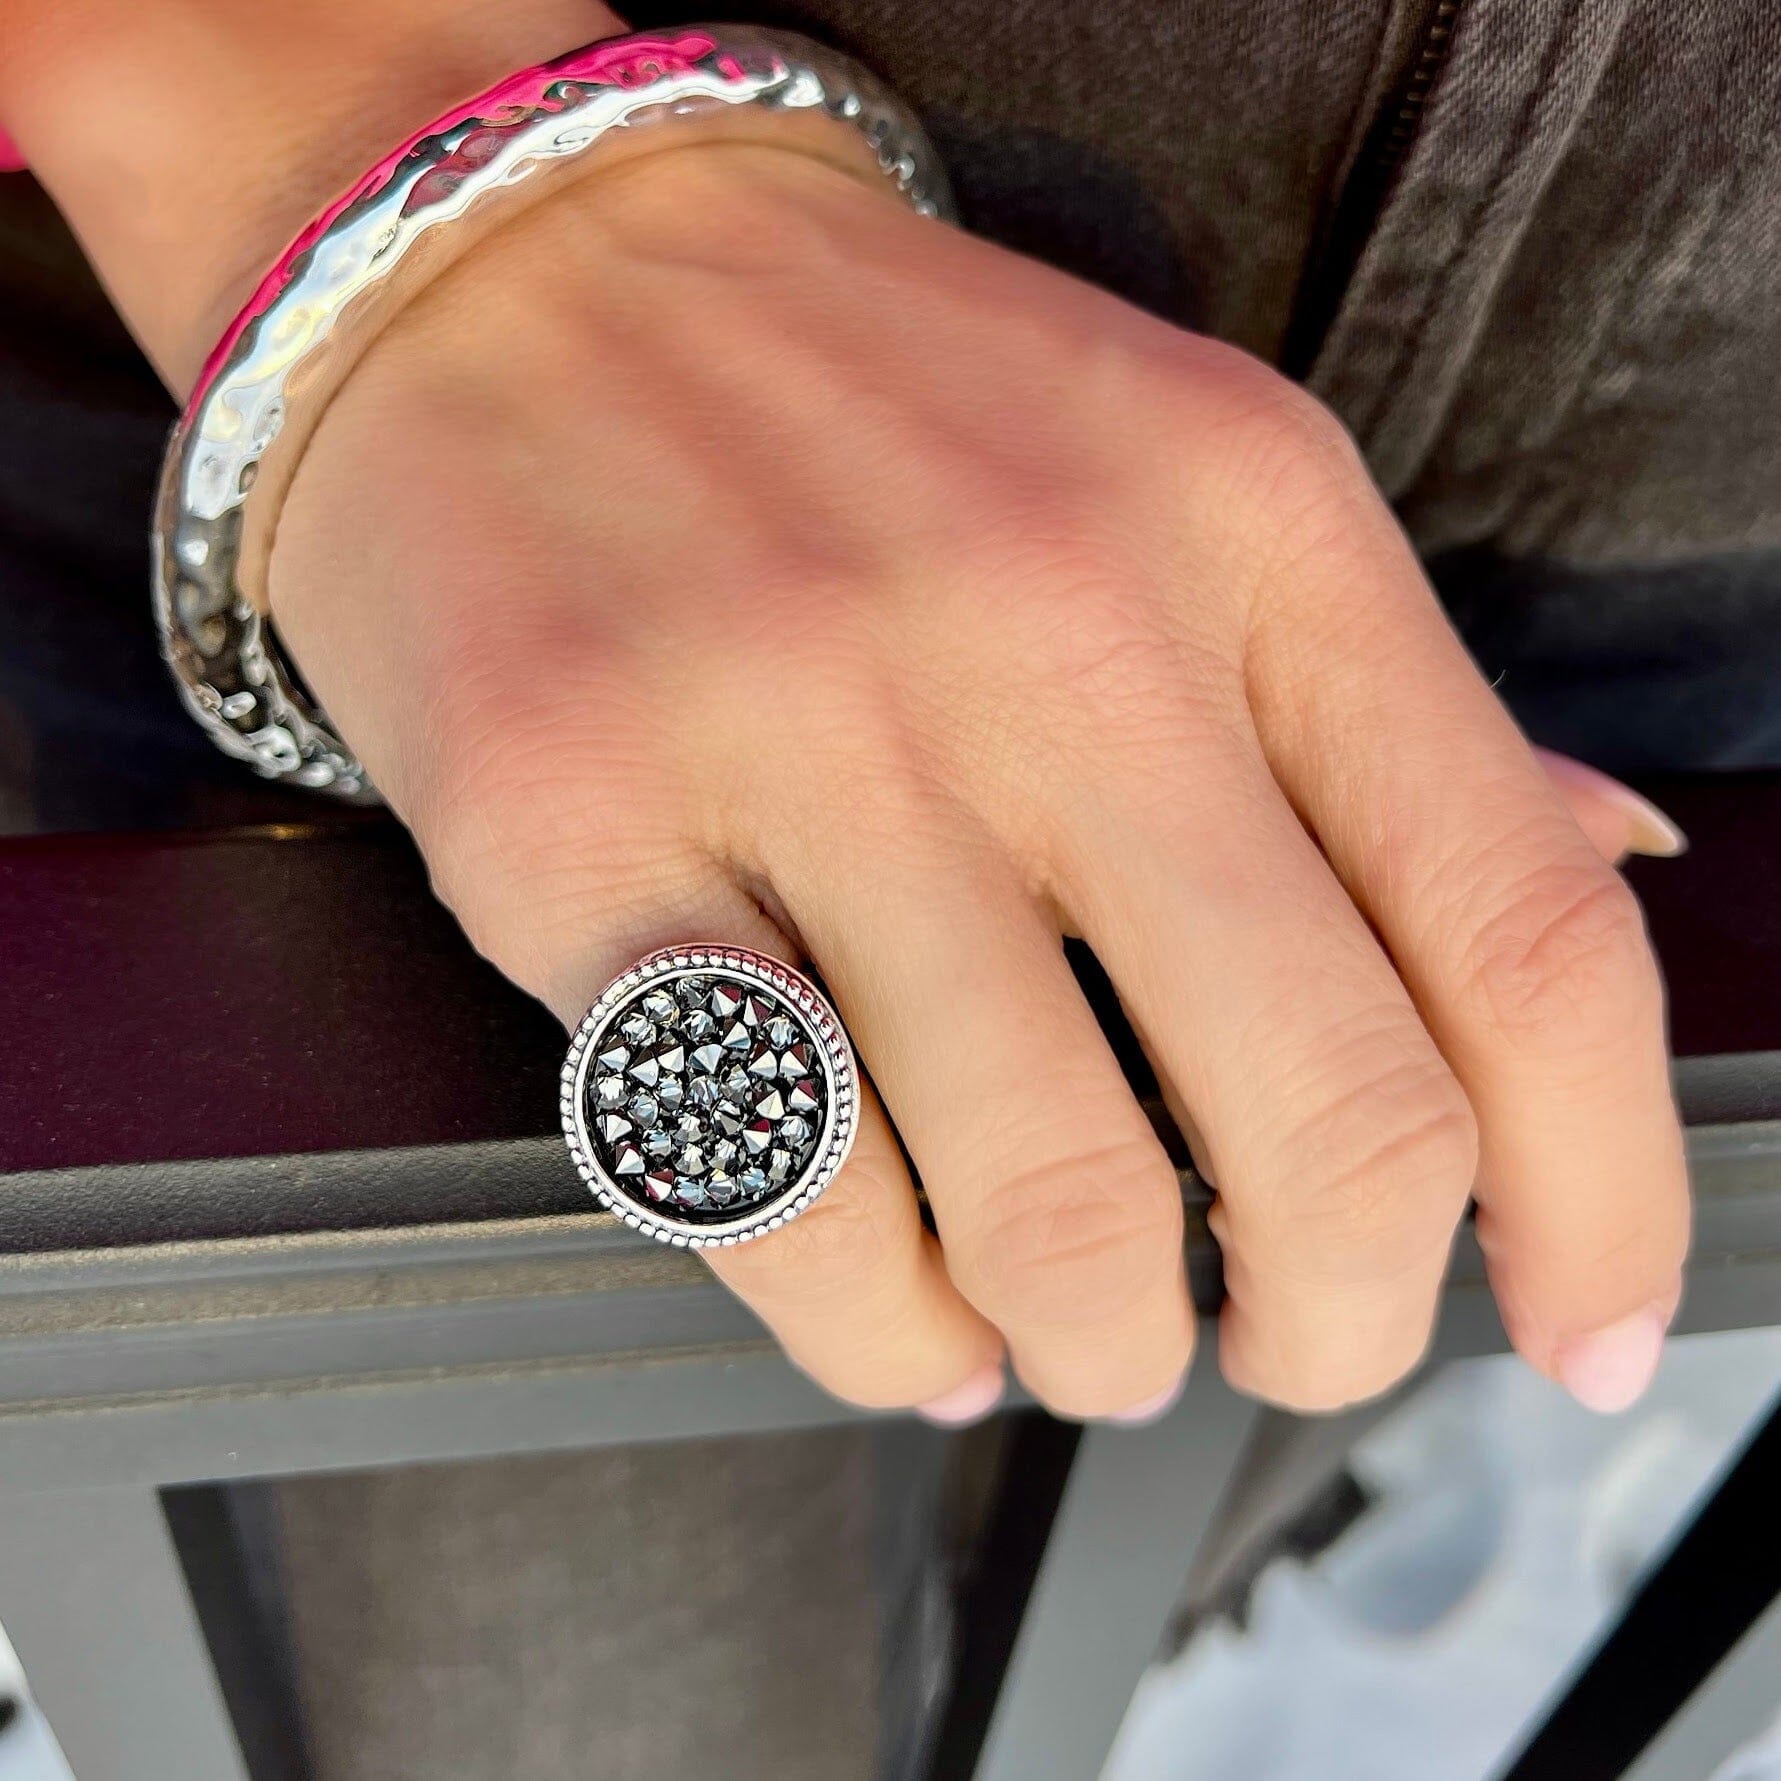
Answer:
0 123 26 173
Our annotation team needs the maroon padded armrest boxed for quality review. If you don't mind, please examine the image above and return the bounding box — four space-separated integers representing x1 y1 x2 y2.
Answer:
0 772 1774 1248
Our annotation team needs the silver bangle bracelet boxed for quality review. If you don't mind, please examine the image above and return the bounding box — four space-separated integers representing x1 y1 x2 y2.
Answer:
151 27 952 798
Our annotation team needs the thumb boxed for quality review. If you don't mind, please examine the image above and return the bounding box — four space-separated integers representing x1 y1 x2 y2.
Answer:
1535 749 1688 867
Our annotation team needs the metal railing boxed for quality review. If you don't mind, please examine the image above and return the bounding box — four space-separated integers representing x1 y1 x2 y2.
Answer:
0 772 1775 1780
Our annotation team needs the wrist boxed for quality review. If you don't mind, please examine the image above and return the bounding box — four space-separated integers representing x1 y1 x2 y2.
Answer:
143 21 948 795
291 132 909 460
1 0 622 390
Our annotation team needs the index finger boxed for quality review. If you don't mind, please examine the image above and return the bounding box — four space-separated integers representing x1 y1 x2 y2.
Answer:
1243 487 1688 1412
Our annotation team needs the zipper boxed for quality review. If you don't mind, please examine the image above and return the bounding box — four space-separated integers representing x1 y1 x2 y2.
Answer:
1282 0 1465 380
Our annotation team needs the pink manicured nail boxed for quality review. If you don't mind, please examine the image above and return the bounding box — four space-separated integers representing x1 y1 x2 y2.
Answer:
915 1362 1005 1426
1554 1304 1670 1414
1536 751 1688 858
1110 1374 1185 1427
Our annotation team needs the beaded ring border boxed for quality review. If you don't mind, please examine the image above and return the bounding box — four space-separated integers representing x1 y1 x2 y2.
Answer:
150 26 953 799
562 945 860 1245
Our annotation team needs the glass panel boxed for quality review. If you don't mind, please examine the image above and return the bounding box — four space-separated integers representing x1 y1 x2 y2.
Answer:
1711 1706 1781 1781
1103 1328 1781 1781
0 1618 75 1779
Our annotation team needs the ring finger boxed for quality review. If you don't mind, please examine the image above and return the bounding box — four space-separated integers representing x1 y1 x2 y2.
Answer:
543 877 1002 1416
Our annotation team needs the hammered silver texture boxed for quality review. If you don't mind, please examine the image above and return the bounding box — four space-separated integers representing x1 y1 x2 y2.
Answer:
151 27 954 796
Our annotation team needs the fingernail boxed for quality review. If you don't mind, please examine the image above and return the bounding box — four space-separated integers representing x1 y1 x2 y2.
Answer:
1109 1374 1185 1427
1538 751 1688 857
915 1362 1005 1427
1554 1303 1670 1414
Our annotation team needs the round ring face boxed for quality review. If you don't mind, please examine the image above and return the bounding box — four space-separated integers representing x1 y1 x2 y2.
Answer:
562 947 858 1245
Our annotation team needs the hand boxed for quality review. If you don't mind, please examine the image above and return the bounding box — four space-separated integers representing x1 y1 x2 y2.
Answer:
269 142 1689 1419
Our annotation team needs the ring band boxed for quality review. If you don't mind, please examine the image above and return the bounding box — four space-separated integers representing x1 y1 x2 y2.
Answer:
562 945 859 1245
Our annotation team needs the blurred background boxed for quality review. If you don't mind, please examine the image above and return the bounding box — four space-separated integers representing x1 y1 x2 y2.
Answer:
0 1335 1774 1778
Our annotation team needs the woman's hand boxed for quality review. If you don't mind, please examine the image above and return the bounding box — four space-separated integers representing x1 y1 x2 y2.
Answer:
271 142 1689 1420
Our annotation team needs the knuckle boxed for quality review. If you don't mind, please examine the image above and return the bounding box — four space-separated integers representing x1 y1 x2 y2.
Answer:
1241 377 1359 468
1453 862 1659 1047
1214 378 1368 518
1027 576 1230 721
411 731 585 970
1255 1056 1479 1284
402 660 697 997
957 1138 1183 1328
1216 1225 1442 1412
408 625 588 855
706 557 876 697
1186 372 1389 612
962 574 1243 810
705 592 921 800
721 1174 901 1306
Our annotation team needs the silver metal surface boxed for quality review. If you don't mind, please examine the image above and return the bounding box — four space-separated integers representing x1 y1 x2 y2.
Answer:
0 1490 253 1781
0 1112 1771 1489
563 944 860 1245
150 27 952 794
971 1371 1265 1781
0 1117 1775 1781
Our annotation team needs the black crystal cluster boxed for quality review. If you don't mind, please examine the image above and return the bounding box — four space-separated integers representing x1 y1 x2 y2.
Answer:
585 973 827 1220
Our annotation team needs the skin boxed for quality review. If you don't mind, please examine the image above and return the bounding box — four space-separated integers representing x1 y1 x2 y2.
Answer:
5 4 1690 1421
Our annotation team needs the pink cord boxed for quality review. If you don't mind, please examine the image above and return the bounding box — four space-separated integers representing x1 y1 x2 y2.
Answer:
0 34 738 182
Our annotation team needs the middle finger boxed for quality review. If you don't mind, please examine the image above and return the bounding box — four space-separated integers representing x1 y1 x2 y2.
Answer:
755 779 1195 1420
1049 727 1481 1410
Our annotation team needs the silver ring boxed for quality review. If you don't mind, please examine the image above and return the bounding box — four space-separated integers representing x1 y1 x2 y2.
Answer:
562 945 859 1245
